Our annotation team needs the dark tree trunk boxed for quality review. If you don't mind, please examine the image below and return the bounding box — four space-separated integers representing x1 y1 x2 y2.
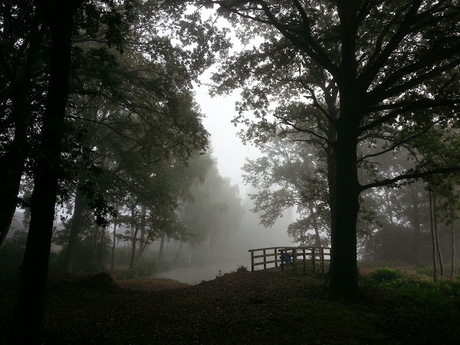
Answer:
96 226 106 270
0 11 43 247
159 235 165 261
111 220 118 269
432 193 444 278
326 5 362 297
429 190 438 282
63 188 87 272
6 1 79 343
410 184 422 266
328 132 360 296
129 227 138 270
451 222 456 280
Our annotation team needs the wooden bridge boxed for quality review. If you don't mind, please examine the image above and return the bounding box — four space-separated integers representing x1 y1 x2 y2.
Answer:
248 246 331 273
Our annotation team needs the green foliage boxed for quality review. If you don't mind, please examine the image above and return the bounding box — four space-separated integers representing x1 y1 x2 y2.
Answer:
117 260 158 280
368 267 405 282
288 298 387 344
179 154 245 247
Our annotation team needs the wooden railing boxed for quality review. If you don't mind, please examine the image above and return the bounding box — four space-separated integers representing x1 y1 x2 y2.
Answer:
248 246 331 273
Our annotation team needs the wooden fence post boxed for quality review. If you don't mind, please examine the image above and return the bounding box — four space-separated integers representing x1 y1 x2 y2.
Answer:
320 247 324 273
311 247 316 273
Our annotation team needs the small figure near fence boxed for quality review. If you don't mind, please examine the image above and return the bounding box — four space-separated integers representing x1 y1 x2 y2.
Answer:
248 246 331 274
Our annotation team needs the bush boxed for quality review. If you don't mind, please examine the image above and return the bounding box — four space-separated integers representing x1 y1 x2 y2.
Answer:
236 265 248 272
369 267 405 282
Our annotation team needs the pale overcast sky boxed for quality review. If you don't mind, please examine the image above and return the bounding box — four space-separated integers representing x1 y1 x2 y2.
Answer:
194 83 262 194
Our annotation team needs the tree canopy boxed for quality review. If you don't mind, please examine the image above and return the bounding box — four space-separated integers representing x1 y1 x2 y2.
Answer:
204 0 460 294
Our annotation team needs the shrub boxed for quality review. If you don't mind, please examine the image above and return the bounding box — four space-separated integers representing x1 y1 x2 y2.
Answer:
236 265 248 272
369 267 405 282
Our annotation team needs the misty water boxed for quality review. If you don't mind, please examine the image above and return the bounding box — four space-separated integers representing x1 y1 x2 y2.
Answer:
152 208 296 285
154 262 249 284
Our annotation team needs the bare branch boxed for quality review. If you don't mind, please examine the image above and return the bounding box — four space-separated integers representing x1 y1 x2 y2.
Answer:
360 167 460 192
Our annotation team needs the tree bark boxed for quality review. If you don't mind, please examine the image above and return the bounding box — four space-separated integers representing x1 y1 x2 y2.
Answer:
0 9 43 247
129 208 139 270
159 235 165 261
410 184 422 266
63 188 87 272
429 190 438 282
327 131 360 296
432 193 444 278
6 1 80 343
451 222 456 280
111 220 118 269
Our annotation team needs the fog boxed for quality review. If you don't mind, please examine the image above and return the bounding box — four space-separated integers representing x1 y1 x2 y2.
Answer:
147 76 295 284
154 206 296 284
148 77 301 284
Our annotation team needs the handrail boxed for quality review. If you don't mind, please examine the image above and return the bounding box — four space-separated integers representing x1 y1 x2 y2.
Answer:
249 246 331 273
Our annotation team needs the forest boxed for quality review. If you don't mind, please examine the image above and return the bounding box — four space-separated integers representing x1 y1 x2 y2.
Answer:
0 0 459 344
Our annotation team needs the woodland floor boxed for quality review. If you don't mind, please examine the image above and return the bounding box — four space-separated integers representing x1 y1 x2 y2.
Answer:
1 269 460 344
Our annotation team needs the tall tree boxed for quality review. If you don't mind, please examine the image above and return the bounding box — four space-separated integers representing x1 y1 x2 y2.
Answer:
6 1 83 343
0 1 47 247
178 153 245 261
242 136 330 246
205 0 460 295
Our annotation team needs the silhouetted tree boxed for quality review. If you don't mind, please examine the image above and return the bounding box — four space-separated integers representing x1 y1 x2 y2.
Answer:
205 0 460 295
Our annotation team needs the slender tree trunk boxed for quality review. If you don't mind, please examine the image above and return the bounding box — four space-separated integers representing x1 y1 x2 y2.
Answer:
111 220 118 269
6 2 79 343
63 188 87 272
133 233 151 269
129 207 139 270
309 202 322 247
129 227 139 270
410 184 421 266
138 206 146 259
451 222 455 280
429 190 438 282
91 225 100 268
432 193 444 278
174 239 183 263
97 226 106 270
159 235 165 261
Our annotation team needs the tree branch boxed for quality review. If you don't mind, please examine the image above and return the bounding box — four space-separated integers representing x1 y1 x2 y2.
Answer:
360 166 460 192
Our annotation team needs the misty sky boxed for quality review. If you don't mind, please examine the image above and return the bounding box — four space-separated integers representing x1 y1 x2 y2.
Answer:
195 82 261 193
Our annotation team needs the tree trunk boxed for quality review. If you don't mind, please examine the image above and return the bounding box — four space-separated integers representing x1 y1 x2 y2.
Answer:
129 227 138 270
6 2 79 343
133 233 152 269
309 202 323 247
159 235 165 261
328 133 360 296
63 188 87 272
0 11 43 247
429 190 438 282
432 193 444 278
111 220 118 269
451 222 456 280
410 184 422 266
96 226 106 270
